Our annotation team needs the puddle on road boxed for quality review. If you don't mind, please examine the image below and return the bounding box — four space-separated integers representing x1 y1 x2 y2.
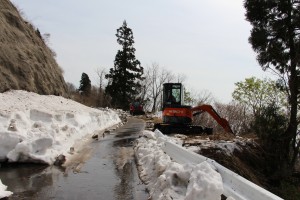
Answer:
115 147 134 170
0 163 62 200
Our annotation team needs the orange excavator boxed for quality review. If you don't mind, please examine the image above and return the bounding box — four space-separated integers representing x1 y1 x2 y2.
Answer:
153 83 234 135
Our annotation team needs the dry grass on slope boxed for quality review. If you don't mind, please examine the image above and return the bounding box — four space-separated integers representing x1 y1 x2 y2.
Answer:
0 0 67 96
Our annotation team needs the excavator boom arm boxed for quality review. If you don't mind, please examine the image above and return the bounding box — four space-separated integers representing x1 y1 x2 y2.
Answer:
191 105 234 134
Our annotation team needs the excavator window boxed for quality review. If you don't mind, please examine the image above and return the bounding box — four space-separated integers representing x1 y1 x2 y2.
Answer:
162 83 183 109
171 88 180 103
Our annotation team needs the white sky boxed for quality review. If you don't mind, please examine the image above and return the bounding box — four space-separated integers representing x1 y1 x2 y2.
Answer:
11 0 274 103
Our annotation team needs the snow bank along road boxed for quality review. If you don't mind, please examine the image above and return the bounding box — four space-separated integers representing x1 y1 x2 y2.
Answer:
134 130 283 200
0 90 121 198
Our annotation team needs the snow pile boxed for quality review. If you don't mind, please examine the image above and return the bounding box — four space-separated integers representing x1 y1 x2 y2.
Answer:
0 90 122 198
173 134 256 156
0 90 121 165
134 130 224 200
0 180 12 199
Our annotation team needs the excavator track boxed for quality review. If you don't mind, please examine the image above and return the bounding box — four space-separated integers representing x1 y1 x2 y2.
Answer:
153 123 213 135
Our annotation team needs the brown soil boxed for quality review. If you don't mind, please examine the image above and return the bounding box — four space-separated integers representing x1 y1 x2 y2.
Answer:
178 133 266 185
180 132 300 199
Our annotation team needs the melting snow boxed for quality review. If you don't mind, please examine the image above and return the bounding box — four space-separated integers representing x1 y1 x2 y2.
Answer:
134 131 224 200
0 90 121 198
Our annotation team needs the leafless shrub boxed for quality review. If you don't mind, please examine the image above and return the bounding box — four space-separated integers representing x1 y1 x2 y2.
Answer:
195 89 214 105
214 101 253 135
193 101 252 135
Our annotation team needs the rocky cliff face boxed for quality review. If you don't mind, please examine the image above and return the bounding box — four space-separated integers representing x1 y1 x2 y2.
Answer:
0 0 67 96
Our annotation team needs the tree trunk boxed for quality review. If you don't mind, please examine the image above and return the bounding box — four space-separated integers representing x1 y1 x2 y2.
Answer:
277 0 299 178
151 98 157 113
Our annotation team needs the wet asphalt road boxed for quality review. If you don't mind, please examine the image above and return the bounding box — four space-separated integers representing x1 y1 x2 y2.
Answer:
0 117 148 200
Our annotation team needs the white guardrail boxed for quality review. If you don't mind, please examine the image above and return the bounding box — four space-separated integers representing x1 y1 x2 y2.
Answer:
155 130 283 200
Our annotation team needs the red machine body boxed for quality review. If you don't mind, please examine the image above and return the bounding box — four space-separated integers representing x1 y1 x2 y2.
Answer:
154 83 233 135
130 101 145 116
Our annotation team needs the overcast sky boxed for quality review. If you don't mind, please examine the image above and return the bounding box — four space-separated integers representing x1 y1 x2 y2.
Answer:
11 0 274 103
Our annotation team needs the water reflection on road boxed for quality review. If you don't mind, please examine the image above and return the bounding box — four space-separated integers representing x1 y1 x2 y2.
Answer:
0 117 148 200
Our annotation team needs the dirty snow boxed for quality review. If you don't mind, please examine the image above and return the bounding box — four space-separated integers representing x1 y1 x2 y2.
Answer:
170 134 256 156
134 130 224 200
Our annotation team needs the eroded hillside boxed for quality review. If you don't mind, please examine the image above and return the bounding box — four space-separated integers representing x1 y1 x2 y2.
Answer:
0 0 67 95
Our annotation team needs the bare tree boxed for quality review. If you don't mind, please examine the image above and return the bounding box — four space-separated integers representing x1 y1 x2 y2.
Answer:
182 87 213 107
174 73 187 84
95 67 107 107
143 63 175 112
140 67 152 111
66 82 76 98
195 89 214 106
192 91 216 128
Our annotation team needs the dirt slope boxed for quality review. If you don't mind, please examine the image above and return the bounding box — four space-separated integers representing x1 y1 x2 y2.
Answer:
0 0 67 96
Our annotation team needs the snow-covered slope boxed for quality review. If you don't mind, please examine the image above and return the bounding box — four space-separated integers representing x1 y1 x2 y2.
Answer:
0 90 121 198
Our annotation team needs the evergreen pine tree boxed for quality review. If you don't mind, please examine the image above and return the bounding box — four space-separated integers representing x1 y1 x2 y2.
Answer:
244 1 300 178
105 20 144 110
79 72 91 96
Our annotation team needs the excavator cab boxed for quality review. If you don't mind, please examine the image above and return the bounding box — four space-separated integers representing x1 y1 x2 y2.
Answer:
161 83 192 124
